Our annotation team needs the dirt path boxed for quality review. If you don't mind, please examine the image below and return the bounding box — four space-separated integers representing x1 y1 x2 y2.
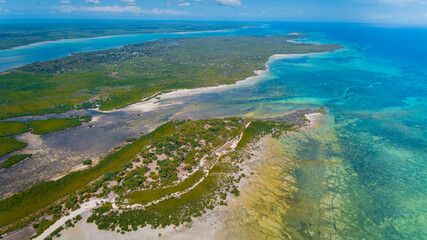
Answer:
34 122 251 239
34 199 104 240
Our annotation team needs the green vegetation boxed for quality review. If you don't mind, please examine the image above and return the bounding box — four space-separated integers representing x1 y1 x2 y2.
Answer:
79 115 93 123
0 137 28 158
317 107 326 114
237 120 294 150
0 35 339 119
0 117 298 237
82 159 92 166
1 154 32 169
0 115 90 140
27 115 91 135
0 116 91 160
27 117 81 135
0 121 29 138
87 164 229 230
31 216 60 239
0 21 251 50
0 122 174 229
86 119 294 232
126 170 204 204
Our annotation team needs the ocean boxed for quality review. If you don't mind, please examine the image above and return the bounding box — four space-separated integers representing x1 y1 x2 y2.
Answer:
1 22 426 239
202 23 427 239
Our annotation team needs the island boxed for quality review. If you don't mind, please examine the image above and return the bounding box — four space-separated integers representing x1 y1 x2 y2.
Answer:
0 35 338 119
0 110 324 239
0 33 338 239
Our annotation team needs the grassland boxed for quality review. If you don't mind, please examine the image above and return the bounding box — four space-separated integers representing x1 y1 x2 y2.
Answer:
0 138 28 158
0 35 339 119
0 115 91 138
27 117 83 135
0 121 29 138
0 116 91 163
1 154 32 169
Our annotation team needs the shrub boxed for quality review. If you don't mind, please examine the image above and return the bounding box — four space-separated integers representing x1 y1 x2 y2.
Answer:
83 159 92 166
1 154 32 168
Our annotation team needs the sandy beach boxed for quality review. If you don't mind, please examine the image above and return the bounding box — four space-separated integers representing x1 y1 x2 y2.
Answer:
116 53 315 115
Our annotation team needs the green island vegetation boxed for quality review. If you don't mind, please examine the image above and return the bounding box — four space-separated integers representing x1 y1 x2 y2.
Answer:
126 138 137 143
1 154 33 169
0 21 252 50
0 137 28 158
0 116 92 164
0 35 339 119
27 115 92 135
0 117 301 238
125 170 204 204
83 159 93 166
86 119 295 232
0 121 29 138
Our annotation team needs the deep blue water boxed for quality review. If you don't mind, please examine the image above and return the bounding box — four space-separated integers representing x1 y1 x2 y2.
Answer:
0 22 425 239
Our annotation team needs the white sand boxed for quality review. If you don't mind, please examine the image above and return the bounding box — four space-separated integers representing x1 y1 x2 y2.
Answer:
303 112 324 130
35 200 104 240
109 53 313 114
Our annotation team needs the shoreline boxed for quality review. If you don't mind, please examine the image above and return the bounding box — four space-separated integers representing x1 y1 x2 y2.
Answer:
0 48 332 239
119 52 322 114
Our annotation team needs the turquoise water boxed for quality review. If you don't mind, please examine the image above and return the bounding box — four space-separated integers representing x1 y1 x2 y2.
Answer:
167 24 427 239
0 22 425 238
0 26 269 72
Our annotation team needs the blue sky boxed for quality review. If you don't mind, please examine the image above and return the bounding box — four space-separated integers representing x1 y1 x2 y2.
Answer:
0 0 426 24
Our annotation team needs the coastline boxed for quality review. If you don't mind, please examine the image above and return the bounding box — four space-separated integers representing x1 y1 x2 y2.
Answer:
54 112 324 240
0 48 334 239
119 52 322 114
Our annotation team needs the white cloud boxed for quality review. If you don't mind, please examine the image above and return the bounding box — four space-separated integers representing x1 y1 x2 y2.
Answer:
85 0 100 4
59 5 189 15
146 8 189 15
60 0 70 3
0 0 5 3
215 0 242 7
120 0 136 4
179 2 191 6
378 0 417 5
61 5 140 13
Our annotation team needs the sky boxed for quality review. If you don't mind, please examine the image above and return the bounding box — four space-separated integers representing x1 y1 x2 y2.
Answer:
0 0 426 25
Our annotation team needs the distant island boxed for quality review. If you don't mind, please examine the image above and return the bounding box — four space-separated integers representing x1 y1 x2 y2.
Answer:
0 21 253 50
0 34 338 120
